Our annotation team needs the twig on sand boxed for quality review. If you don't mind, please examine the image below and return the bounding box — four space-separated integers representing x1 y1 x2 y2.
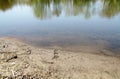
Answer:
52 49 59 60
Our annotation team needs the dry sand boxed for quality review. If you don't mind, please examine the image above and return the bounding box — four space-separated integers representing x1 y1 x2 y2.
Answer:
0 37 120 79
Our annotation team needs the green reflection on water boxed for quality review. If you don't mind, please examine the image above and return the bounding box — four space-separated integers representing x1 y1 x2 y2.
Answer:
0 0 120 19
101 0 120 18
0 0 16 11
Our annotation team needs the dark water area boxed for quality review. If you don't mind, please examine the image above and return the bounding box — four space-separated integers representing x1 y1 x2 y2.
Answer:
0 0 120 53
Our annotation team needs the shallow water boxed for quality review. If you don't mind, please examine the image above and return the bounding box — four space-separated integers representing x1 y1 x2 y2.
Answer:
0 0 120 53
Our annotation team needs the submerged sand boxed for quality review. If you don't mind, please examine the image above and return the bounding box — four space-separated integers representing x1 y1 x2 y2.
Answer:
0 37 120 79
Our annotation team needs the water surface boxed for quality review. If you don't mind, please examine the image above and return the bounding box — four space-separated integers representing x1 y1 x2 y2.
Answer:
0 0 120 53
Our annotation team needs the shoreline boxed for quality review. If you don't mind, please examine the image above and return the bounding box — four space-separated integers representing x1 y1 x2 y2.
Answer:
0 37 120 79
10 36 120 56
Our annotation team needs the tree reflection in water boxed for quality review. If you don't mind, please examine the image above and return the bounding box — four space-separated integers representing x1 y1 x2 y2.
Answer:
0 0 120 19
0 0 16 11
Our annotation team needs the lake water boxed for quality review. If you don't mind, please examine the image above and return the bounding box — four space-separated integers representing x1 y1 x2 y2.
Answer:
0 0 120 53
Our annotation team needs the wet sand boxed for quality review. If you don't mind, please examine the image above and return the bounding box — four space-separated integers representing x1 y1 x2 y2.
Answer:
0 37 120 79
21 36 120 55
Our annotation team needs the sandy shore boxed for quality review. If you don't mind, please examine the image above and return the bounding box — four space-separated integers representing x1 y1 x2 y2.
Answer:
0 37 120 79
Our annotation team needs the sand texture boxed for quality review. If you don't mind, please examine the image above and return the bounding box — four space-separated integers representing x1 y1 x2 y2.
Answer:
0 37 120 79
